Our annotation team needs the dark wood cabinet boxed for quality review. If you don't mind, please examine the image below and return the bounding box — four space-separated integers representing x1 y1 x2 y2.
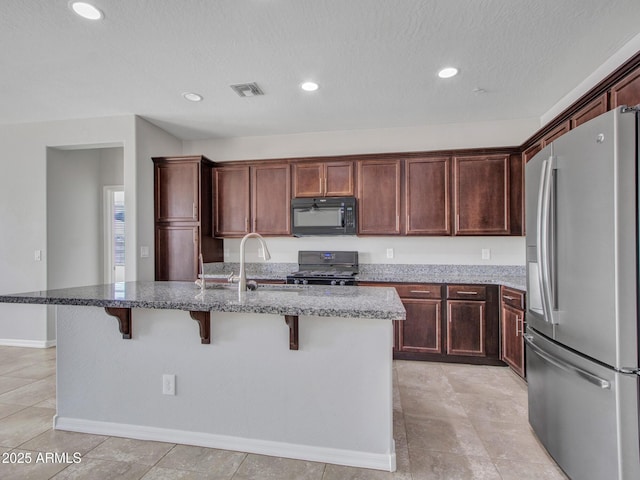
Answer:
215 162 291 237
611 68 640 109
155 225 199 282
357 159 401 235
541 120 570 147
571 94 608 129
214 166 251 237
446 285 487 356
405 157 451 235
252 163 291 235
292 161 354 197
393 284 443 354
500 286 526 378
523 143 542 164
360 281 502 365
447 300 486 356
155 160 200 223
153 155 223 281
399 299 442 353
453 155 510 235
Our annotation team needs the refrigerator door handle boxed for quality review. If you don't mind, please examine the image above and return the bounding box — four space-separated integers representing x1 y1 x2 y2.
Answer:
536 157 557 324
524 334 611 389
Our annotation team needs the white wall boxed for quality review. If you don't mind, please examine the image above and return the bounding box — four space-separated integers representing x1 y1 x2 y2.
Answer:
47 148 103 289
134 117 183 281
184 117 538 161
47 147 124 290
0 116 181 345
184 117 535 266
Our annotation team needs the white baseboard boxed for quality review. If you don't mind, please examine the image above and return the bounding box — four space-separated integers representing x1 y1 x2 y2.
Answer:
54 416 396 472
0 338 56 348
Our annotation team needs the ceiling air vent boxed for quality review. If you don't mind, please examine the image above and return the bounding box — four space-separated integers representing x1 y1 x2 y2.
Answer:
230 83 264 97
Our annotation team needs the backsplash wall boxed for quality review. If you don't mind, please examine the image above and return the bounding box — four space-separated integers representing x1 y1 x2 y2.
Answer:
219 235 525 265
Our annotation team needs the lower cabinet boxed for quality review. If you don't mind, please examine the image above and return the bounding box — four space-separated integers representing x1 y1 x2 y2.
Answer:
360 282 502 365
500 286 526 378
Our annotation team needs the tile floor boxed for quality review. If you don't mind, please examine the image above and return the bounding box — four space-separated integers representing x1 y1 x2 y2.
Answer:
0 346 567 479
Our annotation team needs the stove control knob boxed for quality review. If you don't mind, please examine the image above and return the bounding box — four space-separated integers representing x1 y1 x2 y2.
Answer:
302 279 308 285
339 280 346 286
330 280 337 286
293 279 300 285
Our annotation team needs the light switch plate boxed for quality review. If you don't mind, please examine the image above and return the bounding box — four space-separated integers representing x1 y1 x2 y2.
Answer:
140 246 150 258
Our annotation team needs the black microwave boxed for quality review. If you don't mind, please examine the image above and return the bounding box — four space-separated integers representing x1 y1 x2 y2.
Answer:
291 197 357 236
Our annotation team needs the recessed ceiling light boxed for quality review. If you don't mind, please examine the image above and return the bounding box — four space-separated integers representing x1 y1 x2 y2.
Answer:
438 67 458 79
70 2 103 20
182 92 203 102
300 82 319 92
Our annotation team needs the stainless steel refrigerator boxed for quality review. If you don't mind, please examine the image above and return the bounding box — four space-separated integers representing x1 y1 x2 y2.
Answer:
525 106 640 480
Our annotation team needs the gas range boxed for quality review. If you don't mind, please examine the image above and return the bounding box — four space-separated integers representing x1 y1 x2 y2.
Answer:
286 251 358 286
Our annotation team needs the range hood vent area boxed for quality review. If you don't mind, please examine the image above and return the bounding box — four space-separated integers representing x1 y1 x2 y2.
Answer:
230 82 264 97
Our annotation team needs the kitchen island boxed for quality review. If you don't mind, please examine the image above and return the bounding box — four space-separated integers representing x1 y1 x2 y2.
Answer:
0 281 405 471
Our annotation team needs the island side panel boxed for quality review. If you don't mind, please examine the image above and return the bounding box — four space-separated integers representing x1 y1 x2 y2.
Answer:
55 305 396 471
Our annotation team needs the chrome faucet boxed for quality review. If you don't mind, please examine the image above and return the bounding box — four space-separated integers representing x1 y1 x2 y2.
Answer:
231 233 271 293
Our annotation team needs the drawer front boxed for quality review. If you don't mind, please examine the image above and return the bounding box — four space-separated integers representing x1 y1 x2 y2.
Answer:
501 286 525 310
395 284 442 299
446 284 487 300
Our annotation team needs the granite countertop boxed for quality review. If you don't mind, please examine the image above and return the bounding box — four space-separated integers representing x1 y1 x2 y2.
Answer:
0 281 406 321
203 263 527 291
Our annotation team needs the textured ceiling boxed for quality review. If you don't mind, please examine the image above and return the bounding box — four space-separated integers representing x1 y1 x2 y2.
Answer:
1 1 640 140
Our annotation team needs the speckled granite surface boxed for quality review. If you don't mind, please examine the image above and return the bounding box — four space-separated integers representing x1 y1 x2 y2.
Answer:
204 262 527 291
0 281 405 320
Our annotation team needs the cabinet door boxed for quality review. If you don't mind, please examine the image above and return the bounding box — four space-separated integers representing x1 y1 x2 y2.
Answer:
325 161 354 196
155 161 199 222
155 225 198 281
214 166 251 237
405 157 451 235
292 163 324 197
501 304 525 377
571 94 608 129
446 300 486 356
252 164 291 235
541 121 570 147
611 69 640 109
398 298 442 354
523 143 542 164
453 155 509 235
357 160 401 234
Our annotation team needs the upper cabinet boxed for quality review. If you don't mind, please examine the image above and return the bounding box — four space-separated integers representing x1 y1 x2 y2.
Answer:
571 94 608 129
541 120 570 147
252 163 290 235
357 159 401 235
155 159 201 223
214 166 251 237
214 162 291 237
292 161 354 197
611 68 640 108
453 154 510 235
405 157 451 235
523 143 542 164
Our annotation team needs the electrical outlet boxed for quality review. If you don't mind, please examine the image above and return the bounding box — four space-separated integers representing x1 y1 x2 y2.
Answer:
386 248 394 259
34 250 42 262
140 246 150 258
481 248 491 260
162 374 176 395
224 248 230 258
